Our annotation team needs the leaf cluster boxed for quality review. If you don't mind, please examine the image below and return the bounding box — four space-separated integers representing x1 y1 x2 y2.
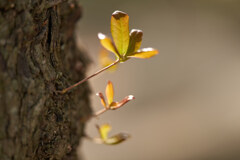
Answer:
98 10 158 63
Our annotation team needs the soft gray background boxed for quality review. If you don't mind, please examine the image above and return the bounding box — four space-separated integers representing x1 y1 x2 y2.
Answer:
76 0 240 159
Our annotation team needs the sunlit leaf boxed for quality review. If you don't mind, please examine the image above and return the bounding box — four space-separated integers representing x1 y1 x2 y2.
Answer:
99 48 117 72
111 10 129 55
110 95 135 110
104 133 130 145
126 29 143 56
97 124 111 141
96 92 107 109
128 48 159 59
105 81 114 105
98 33 119 57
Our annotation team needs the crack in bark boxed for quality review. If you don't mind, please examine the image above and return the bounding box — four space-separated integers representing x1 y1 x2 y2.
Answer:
47 11 52 50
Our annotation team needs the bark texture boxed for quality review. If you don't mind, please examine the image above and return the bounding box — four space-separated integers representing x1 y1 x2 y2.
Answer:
0 0 92 159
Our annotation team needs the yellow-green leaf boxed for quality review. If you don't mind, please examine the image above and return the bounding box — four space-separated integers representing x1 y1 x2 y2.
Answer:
97 124 111 141
111 10 129 55
126 29 143 56
99 48 117 72
104 133 130 145
98 33 119 57
105 81 114 105
128 48 159 59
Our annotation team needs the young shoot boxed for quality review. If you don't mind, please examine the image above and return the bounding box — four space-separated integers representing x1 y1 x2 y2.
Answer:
94 81 135 116
60 10 158 94
79 81 134 123
85 124 130 145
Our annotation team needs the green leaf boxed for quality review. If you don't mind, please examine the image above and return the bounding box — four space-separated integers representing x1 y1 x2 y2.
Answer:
105 133 130 145
126 29 143 56
98 33 119 57
97 124 111 141
97 124 130 145
111 10 130 55
128 48 159 59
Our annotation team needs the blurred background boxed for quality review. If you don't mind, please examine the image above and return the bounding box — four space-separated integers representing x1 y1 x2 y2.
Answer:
76 0 240 159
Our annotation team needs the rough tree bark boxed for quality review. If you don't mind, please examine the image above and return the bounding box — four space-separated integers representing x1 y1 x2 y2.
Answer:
0 0 92 159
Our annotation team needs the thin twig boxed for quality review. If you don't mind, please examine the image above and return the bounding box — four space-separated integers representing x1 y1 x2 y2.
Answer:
94 108 107 117
60 59 120 94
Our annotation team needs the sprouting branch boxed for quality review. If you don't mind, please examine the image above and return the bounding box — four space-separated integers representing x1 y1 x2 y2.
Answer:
94 108 107 117
60 59 120 94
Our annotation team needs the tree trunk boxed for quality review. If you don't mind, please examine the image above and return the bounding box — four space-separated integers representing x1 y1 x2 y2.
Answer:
0 0 92 159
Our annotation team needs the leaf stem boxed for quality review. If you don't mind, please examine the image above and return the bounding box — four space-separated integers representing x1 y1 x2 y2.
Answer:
60 59 120 94
94 108 107 117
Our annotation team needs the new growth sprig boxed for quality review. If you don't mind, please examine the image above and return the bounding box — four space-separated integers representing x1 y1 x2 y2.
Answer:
98 10 158 62
84 81 134 145
86 124 130 145
60 10 158 94
94 81 135 116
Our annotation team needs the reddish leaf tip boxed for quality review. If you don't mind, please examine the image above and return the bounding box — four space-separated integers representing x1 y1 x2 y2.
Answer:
120 133 131 139
112 10 128 19
130 29 143 39
115 132 131 141
131 29 142 32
